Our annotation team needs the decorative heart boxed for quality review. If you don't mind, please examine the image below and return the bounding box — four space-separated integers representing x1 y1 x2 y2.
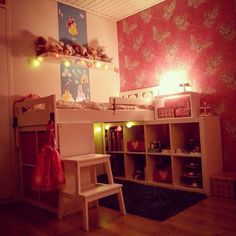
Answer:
159 170 168 180
132 140 139 150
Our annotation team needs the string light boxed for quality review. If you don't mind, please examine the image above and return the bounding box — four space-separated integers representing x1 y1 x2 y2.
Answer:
95 61 102 68
126 122 133 128
116 126 122 132
104 125 110 130
64 60 71 67
34 53 118 72
104 64 109 70
31 58 41 67
94 126 102 133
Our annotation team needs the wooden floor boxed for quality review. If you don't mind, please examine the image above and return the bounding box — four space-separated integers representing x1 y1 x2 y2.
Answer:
0 196 236 236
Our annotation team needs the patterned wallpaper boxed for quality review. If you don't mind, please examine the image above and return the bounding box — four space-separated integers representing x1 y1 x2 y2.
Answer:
117 0 236 171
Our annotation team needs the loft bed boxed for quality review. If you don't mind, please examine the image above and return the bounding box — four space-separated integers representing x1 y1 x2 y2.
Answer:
14 94 155 127
14 90 156 213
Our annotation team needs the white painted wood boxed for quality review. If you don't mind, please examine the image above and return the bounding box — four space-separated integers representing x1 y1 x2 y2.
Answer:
59 153 126 231
55 0 165 21
103 117 222 196
58 123 95 157
14 95 155 127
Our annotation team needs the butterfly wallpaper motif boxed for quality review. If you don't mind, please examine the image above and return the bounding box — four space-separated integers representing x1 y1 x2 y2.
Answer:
117 0 236 170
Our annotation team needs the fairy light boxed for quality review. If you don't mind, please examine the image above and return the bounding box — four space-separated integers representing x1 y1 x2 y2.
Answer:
94 126 102 133
104 64 109 70
64 60 71 67
80 60 86 66
116 126 122 131
87 61 93 68
96 61 102 69
104 125 110 130
126 122 133 128
37 56 43 62
31 58 40 67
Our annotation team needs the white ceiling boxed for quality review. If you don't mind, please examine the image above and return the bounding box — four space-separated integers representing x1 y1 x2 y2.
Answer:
56 0 165 21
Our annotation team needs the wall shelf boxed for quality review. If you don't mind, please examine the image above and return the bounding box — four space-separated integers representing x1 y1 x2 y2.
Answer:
36 52 119 72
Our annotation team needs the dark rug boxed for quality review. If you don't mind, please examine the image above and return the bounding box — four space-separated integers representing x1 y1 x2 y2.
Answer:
98 175 206 221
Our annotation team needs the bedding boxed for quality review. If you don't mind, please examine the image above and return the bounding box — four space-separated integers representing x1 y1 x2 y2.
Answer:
56 99 153 111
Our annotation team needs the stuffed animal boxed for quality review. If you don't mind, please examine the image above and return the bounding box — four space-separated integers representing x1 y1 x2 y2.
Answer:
35 36 48 56
87 47 98 60
63 44 75 56
97 46 113 62
48 41 64 54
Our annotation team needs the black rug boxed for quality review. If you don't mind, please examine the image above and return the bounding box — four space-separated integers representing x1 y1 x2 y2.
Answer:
98 176 206 221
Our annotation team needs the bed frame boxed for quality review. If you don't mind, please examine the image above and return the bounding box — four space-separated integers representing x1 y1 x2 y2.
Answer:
14 95 154 127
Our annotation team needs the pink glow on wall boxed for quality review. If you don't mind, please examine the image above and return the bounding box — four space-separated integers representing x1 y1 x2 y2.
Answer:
117 0 236 171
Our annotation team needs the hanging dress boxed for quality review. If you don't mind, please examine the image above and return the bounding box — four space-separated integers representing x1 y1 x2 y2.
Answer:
32 122 65 192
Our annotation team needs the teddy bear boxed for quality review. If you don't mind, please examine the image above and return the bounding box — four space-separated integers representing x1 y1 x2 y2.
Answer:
63 44 75 56
87 46 99 60
35 36 48 56
48 40 64 54
72 43 89 58
72 43 82 57
97 46 113 63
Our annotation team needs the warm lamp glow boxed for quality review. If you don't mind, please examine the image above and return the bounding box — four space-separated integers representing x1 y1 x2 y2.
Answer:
159 69 188 95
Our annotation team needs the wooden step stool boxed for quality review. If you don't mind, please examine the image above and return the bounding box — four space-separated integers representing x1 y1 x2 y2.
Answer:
58 154 126 231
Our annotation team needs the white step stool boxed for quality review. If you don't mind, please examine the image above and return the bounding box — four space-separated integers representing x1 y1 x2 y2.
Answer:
58 154 126 231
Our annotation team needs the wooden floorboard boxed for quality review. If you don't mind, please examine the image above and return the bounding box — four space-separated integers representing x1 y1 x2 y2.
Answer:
0 196 236 236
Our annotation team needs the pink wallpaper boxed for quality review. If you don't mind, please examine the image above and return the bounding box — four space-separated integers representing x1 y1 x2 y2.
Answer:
117 0 236 171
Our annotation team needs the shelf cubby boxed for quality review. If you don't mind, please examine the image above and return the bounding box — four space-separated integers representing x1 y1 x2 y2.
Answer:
170 122 201 154
173 156 203 189
125 154 146 181
145 123 170 153
105 125 124 152
125 124 145 153
110 153 125 177
147 155 172 184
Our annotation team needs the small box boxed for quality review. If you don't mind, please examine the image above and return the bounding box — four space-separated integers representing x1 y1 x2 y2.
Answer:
210 172 236 198
154 92 200 119
157 107 175 118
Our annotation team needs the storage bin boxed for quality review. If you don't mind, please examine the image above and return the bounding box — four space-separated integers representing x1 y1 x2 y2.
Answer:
210 172 236 198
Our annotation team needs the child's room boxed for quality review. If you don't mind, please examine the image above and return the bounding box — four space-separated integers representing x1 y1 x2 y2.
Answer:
1 0 236 235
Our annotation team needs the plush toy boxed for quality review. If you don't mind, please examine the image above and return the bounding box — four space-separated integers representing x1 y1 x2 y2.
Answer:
48 40 64 54
72 43 89 58
79 46 89 58
87 46 98 60
63 44 75 56
35 36 48 56
72 43 82 57
97 46 113 62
